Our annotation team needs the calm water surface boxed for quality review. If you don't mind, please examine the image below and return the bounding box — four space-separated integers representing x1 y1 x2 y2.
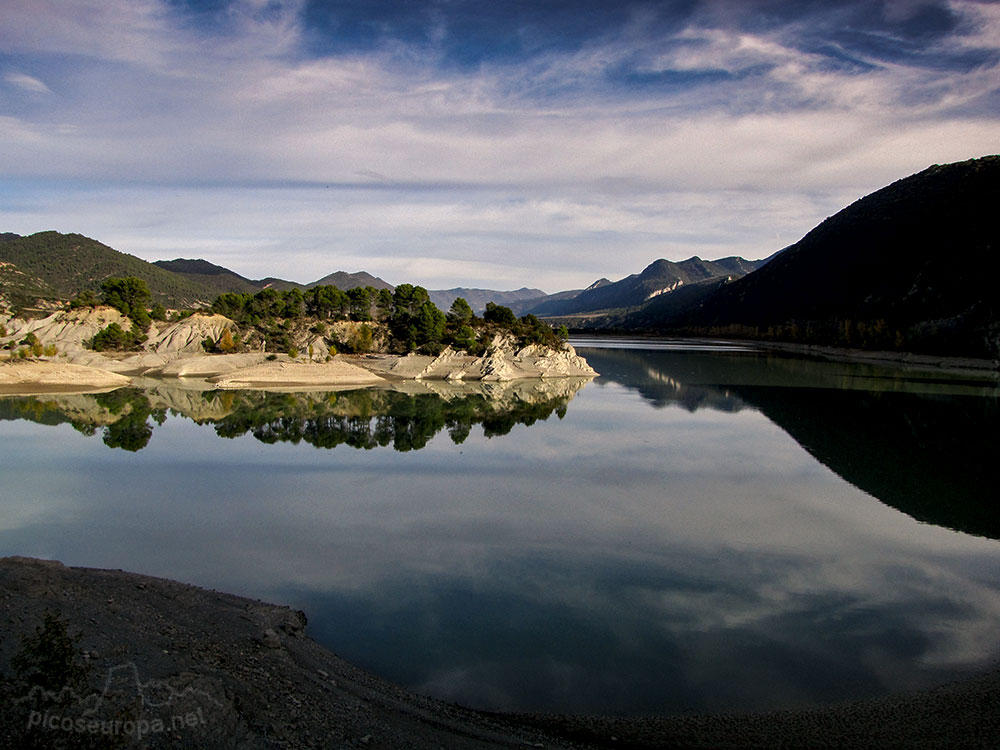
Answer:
1 339 998 715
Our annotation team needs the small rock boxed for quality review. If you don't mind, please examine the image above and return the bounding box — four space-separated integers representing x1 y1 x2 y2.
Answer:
262 628 281 648
360 735 372 745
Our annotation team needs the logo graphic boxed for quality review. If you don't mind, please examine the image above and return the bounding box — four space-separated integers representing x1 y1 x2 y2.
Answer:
19 661 222 741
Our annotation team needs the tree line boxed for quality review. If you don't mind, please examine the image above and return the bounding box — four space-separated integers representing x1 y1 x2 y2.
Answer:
71 276 568 355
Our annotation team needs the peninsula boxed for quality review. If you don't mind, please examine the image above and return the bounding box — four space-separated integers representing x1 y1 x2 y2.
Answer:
1 282 596 392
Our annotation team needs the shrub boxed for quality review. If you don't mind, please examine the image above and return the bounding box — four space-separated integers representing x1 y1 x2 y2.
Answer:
483 302 518 327
449 324 477 351
218 328 236 353
90 322 146 352
68 289 99 309
11 610 89 694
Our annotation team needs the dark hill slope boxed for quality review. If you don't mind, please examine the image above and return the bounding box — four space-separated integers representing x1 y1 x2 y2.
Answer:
673 156 1000 358
152 260 393 295
153 258 262 295
0 232 224 307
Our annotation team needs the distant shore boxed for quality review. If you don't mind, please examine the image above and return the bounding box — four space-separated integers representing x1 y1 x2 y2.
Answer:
751 339 999 373
2 557 998 749
572 332 1000 374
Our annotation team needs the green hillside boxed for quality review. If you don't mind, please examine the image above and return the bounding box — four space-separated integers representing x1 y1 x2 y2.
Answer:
0 232 225 308
0 261 57 311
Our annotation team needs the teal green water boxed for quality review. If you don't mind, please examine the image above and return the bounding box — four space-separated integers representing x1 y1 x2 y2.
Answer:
1 339 998 715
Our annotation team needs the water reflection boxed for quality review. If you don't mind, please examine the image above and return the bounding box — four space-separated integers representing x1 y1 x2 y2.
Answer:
581 346 1000 539
0 378 588 453
2 344 999 717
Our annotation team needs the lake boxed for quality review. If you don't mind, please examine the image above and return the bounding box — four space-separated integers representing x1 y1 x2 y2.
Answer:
2 338 999 716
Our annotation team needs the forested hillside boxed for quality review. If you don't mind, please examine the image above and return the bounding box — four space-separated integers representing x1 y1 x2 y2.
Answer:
0 232 226 308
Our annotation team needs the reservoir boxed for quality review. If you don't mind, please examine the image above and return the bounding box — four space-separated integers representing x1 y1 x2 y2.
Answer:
1 338 998 715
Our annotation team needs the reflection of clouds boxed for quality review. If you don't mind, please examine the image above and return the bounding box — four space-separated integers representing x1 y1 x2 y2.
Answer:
2 375 1000 713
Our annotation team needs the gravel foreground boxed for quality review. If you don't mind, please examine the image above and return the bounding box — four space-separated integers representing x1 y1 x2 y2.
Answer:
1 557 997 749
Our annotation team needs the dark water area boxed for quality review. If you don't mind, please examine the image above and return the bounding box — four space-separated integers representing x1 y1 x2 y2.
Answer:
1 340 998 716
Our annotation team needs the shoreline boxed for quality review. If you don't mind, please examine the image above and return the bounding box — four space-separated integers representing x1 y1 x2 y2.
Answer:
572 332 1000 374
0 342 597 395
2 556 997 749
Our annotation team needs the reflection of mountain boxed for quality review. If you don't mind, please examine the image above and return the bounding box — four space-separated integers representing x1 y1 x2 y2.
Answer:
580 345 1000 539
731 386 1000 540
0 378 587 453
582 347 750 412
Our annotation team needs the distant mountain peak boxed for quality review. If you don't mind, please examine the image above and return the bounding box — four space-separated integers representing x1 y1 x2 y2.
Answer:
309 270 393 291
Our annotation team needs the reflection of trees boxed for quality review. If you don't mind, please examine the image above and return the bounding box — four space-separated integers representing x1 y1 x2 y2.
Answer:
0 388 165 452
93 389 165 452
208 389 573 452
0 385 578 454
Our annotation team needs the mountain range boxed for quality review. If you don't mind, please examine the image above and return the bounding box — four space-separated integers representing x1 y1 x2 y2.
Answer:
516 256 764 317
617 155 1000 360
0 233 545 313
0 230 755 316
2 155 997 360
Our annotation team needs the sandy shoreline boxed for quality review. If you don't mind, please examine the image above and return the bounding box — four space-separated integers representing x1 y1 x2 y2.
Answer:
2 557 997 749
0 360 133 394
0 342 597 394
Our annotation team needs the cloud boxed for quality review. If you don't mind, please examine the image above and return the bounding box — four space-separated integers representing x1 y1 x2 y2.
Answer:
3 72 52 94
0 0 997 288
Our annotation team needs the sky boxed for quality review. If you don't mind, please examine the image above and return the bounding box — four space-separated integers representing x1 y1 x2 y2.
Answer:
1 1 998 292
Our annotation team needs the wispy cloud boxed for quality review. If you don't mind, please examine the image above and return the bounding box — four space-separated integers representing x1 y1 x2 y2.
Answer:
3 72 52 94
0 0 997 289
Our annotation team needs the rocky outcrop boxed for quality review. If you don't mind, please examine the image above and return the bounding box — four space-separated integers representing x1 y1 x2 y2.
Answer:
464 336 597 381
372 337 596 382
145 313 234 354
1 307 129 353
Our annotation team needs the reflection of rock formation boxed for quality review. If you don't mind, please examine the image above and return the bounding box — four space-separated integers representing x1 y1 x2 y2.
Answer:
580 345 1000 540
0 377 588 453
